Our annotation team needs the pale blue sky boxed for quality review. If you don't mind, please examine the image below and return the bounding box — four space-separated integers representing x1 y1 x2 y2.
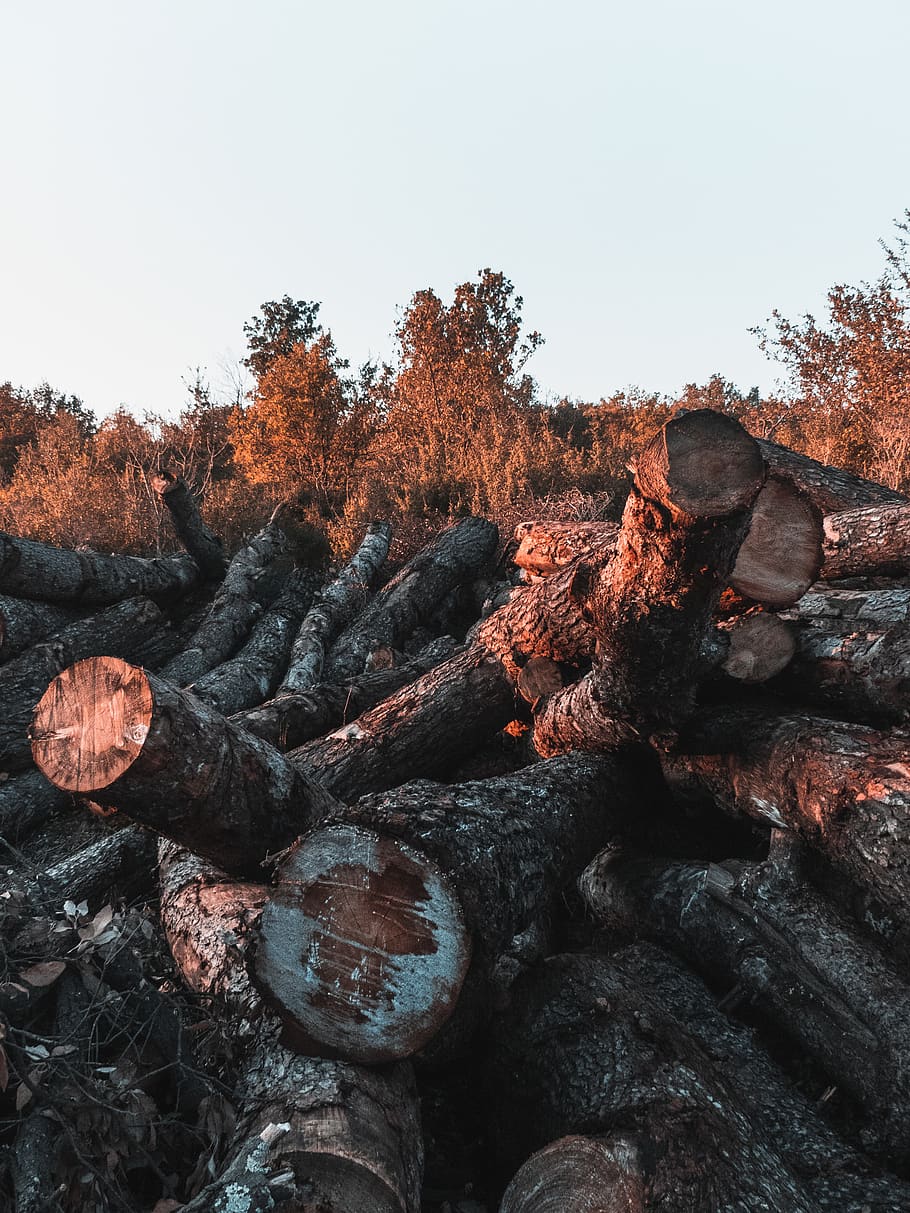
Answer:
1 1 908 419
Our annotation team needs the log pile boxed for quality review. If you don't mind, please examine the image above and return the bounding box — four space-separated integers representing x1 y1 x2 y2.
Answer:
1 411 909 1211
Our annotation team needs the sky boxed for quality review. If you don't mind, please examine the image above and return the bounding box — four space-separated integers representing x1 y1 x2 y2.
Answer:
1 1 909 420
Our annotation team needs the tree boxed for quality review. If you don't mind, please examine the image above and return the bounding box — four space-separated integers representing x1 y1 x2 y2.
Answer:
242 296 322 382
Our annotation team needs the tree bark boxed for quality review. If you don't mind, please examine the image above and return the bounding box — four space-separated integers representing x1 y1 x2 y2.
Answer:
784 586 910 630
0 595 83 663
512 520 618 578
2 821 157 907
487 951 818 1212
728 475 823 608
0 530 199 605
151 469 229 581
231 636 458 750
186 568 318 716
31 658 342 877
161 500 322 687
580 851 910 1160
821 501 910 580
158 843 423 1213
757 437 907 513
0 768 70 843
0 597 167 771
659 708 910 929
280 521 392 694
254 752 650 1062
324 516 497 681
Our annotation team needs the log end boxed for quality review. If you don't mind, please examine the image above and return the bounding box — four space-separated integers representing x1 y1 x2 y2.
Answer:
501 1135 648 1213
254 824 471 1064
721 613 797 683
31 657 153 793
730 476 823 607
638 410 764 517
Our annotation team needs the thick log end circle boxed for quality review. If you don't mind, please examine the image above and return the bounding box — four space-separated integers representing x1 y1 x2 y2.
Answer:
501 1135 647 1213
31 656 153 793
254 824 471 1064
730 476 823 607
721 613 797 683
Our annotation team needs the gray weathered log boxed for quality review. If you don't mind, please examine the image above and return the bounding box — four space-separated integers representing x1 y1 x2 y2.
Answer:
757 437 907 513
152 468 229 581
0 595 82 663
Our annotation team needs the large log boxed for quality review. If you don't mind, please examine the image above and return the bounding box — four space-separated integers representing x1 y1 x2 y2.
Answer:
151 468 229 581
0 530 199 605
659 708 910 928
786 586 910 630
324 515 498 681
533 410 764 756
822 501 910 580
756 436 907 513
727 475 823 608
31 658 341 876
580 850 910 1159
0 595 83 663
254 752 649 1062
280 521 392 694
186 567 318 716
0 597 167 772
488 951 818 1212
0 768 70 843
161 500 322 687
231 636 458 750
158 843 423 1213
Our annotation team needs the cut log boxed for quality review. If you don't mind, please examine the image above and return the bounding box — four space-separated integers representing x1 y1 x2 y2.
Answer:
728 475 823 608
291 644 517 800
786 586 910 630
501 1136 647 1213
0 768 70 843
717 612 797 683
281 521 393 694
186 567 318 716
533 410 764 756
659 708 910 929
487 951 817 1211
2 822 157 906
161 499 324 687
0 597 167 771
31 658 342 876
255 752 650 1062
512 520 618 578
0 595 82 663
822 501 910 580
580 851 910 1159
158 843 423 1213
0 530 199 605
757 437 907 513
324 515 498 682
151 468 229 581
231 636 458 751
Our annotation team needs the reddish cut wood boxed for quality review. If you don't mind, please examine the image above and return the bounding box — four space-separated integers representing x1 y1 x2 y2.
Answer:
512 521 618 578
729 476 823 607
501 1136 646 1213
254 824 471 1064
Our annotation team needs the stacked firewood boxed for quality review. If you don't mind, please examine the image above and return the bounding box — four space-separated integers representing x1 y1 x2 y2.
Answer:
1 408 909 1211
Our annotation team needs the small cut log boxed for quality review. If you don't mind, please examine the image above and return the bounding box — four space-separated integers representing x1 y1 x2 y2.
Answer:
151 468 229 581
822 501 910 580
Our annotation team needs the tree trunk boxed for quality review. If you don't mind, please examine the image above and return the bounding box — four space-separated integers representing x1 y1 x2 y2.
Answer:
161 500 322 687
500 1135 649 1213
187 568 318 716
3 822 157 907
0 530 199 605
757 437 907 513
659 708 910 929
821 501 910 580
324 516 498 682
0 597 166 771
728 475 823 608
31 658 342 877
280 521 392 694
231 636 458 751
254 752 651 1062
784 586 910 630
512 520 618 578
580 850 910 1160
152 469 229 581
0 768 70 843
0 595 83 663
158 843 423 1213
487 950 818 1212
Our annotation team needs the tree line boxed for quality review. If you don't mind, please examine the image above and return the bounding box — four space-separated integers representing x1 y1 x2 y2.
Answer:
2 213 908 559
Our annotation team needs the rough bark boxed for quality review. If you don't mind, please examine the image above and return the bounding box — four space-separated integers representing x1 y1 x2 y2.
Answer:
487 951 818 1212
31 658 342 877
291 644 517 801
728 475 823 608
280 521 392 694
231 636 458 751
0 768 70 843
0 530 199 605
580 851 910 1159
158 843 423 1213
659 708 910 928
187 568 318 716
512 520 618 578
786 586 910 630
324 516 498 682
255 752 650 1062
2 822 157 907
0 595 83 663
821 501 910 580
0 597 166 772
161 500 321 687
757 437 907 513
151 468 229 581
